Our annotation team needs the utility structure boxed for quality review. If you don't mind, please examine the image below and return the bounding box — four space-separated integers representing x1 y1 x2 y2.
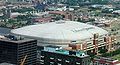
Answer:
20 55 27 65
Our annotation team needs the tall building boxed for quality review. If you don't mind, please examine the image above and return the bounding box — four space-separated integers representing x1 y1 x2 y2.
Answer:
0 35 37 65
39 45 90 65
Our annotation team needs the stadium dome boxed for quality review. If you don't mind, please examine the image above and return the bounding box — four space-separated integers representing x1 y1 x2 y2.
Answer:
11 20 108 46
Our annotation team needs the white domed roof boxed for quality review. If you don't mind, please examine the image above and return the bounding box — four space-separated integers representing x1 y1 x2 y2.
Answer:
11 20 108 41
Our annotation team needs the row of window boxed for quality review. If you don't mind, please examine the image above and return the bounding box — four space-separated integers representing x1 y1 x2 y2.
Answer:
40 56 90 65
40 60 81 65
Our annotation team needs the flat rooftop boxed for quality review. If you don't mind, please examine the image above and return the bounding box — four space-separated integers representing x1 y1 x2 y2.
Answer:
0 35 36 44
43 45 89 58
55 50 88 57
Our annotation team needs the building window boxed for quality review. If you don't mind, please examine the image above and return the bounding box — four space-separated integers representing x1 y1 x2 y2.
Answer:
76 62 80 65
41 56 44 58
58 59 62 61
65 60 70 63
58 63 61 65
93 61 98 65
40 60 44 62
50 62 54 65
105 63 110 65
100 63 104 65
50 57 54 60
40 62 44 65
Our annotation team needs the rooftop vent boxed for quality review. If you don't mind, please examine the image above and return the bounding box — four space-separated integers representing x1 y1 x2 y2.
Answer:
4 34 24 41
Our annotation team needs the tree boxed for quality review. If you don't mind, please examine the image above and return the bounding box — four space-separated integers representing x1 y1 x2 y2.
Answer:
68 0 78 6
11 7 35 13
92 0 109 4
99 48 108 54
8 19 16 23
87 52 96 60
16 15 30 21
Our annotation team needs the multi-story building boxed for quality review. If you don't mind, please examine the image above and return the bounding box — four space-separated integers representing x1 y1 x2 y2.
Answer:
0 35 37 65
49 11 74 21
93 56 120 65
39 45 90 65
68 34 116 54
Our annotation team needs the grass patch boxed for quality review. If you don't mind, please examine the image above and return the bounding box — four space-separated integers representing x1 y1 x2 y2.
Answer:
112 54 120 61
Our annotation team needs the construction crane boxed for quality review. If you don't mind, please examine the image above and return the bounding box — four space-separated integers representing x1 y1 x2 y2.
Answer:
20 55 27 65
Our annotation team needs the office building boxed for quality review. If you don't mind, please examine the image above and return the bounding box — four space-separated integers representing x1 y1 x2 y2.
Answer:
0 35 37 65
39 45 90 65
